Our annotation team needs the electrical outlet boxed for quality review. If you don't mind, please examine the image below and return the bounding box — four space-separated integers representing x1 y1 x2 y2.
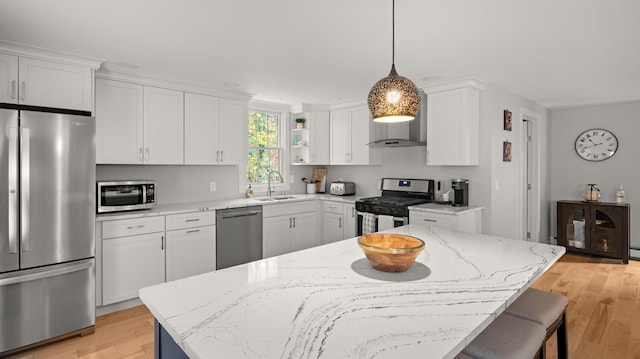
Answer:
210 182 216 192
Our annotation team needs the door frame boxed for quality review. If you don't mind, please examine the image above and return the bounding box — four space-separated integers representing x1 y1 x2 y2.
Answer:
519 107 541 242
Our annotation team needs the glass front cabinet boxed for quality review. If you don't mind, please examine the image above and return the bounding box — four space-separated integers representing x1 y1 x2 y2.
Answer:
557 200 630 263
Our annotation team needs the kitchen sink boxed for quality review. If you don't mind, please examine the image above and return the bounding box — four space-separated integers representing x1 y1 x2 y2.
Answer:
254 196 298 202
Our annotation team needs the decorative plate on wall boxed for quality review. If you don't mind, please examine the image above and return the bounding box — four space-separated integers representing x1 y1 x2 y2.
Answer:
574 128 618 161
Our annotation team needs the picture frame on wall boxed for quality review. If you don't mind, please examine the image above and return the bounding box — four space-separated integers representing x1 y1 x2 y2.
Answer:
503 141 512 162
504 109 512 131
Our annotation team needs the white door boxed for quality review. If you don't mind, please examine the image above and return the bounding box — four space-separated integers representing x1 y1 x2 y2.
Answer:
18 57 93 111
323 212 344 245
520 109 541 242
343 204 357 239
309 111 330 164
95 79 144 164
102 232 165 305
263 216 292 258
349 105 371 164
292 212 317 251
0 53 18 104
184 93 220 164
166 225 216 281
330 108 350 164
143 86 184 164
218 98 247 164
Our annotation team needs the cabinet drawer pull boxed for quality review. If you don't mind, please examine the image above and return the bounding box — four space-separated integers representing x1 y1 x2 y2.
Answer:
185 218 200 222
127 225 145 229
422 218 438 223
186 229 200 234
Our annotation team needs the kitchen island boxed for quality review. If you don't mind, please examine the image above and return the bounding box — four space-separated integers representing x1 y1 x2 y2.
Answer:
140 224 565 359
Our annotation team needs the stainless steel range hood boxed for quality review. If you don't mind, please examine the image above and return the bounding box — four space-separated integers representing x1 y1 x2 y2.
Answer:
367 91 427 147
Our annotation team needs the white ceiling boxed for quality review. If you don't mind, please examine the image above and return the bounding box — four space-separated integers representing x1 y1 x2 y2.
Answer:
1 0 639 109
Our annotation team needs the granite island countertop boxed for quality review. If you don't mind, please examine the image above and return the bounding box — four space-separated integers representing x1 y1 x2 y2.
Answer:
139 224 565 359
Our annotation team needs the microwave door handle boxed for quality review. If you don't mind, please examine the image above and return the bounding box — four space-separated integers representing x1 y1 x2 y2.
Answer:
142 185 146 204
8 127 18 253
20 128 31 252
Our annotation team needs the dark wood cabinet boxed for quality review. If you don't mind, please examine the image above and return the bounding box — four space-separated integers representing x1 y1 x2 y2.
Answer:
557 200 630 263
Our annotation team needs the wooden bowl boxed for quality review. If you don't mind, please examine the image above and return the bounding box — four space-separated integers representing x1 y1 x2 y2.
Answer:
357 233 425 272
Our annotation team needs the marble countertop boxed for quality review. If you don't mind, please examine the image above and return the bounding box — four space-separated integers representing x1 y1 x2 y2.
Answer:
409 203 484 215
96 193 361 221
139 224 565 359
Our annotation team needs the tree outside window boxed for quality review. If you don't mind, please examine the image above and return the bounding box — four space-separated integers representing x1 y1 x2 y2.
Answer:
247 110 281 184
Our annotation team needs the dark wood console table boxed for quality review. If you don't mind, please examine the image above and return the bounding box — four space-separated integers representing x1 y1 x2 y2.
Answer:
557 200 630 263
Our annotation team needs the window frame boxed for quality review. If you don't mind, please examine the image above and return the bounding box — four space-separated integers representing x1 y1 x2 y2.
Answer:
243 101 290 196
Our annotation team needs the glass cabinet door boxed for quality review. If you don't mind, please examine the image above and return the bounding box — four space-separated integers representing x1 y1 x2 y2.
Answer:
590 207 622 258
562 205 589 252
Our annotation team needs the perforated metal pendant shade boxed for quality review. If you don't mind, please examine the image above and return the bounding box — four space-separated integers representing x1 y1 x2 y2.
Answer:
367 0 420 123
368 64 420 123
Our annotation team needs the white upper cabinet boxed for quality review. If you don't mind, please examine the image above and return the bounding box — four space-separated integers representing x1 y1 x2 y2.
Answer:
143 86 184 164
0 53 18 104
0 48 98 111
95 78 144 164
96 79 185 165
218 98 247 164
184 93 220 164
330 104 381 165
424 79 483 166
291 111 330 165
184 94 246 165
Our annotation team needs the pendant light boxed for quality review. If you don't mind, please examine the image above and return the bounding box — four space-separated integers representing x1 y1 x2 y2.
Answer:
367 0 420 123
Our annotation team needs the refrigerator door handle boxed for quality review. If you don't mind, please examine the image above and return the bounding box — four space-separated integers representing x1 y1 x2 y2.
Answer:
0 259 93 286
20 127 31 252
8 127 18 253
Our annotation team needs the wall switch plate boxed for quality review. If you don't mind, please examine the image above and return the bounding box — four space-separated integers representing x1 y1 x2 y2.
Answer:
210 182 216 192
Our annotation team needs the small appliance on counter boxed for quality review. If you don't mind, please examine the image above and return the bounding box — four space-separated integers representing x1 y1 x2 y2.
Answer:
452 178 469 207
330 181 356 196
97 180 156 213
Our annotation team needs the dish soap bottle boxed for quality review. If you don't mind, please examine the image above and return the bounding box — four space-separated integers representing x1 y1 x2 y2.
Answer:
246 184 254 198
616 185 625 204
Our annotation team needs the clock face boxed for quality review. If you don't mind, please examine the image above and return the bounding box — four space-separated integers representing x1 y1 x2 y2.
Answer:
575 128 618 161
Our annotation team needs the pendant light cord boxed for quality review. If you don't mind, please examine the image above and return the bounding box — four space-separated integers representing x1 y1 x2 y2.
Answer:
392 0 395 66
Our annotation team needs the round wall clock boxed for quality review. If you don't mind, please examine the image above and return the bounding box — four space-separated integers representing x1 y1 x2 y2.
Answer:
574 128 618 161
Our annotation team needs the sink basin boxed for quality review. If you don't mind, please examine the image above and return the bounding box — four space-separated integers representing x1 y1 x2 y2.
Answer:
254 196 298 202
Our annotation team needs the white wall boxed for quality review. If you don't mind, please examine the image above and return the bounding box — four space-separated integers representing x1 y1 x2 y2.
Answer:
549 100 640 249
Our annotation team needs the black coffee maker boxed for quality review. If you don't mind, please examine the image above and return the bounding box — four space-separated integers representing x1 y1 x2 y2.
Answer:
451 179 469 207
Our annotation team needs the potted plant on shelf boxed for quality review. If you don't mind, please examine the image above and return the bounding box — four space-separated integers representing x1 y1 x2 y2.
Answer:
295 117 305 129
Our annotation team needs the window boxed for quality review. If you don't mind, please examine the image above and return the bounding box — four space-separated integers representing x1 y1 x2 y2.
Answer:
247 110 283 184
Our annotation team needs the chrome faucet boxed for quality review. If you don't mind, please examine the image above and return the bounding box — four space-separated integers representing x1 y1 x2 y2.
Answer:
267 170 283 198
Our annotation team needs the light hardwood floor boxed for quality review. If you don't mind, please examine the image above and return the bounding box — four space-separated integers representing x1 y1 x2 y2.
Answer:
5 253 640 359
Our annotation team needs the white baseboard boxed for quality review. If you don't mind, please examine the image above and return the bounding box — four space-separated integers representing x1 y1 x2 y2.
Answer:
96 297 143 316
630 248 640 261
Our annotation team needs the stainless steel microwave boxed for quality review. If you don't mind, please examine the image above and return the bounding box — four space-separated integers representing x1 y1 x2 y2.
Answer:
97 180 156 213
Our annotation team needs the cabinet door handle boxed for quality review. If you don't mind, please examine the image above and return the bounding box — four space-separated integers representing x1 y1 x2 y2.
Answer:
216 150 220 162
352 207 355 217
339 218 342 228
220 150 224 162
186 229 200 234
145 148 150 161
10 80 16 99
422 218 437 223
161 235 164 250
293 217 296 228
289 217 292 228
139 148 143 161
20 81 26 100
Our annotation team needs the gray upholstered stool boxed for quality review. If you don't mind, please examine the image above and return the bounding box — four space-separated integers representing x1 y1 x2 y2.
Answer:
462 312 546 359
505 288 568 359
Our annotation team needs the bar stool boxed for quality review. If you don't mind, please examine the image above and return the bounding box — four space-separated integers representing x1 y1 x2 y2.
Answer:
505 288 568 359
461 312 546 359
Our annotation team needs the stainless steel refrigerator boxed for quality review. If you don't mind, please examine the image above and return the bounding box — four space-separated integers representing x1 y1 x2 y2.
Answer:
0 107 96 354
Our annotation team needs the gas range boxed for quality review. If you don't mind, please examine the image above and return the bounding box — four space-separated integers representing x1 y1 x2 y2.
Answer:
355 178 435 218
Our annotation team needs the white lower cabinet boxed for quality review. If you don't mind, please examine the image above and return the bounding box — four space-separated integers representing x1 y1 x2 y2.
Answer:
263 201 317 258
323 201 357 244
102 219 165 305
409 209 482 233
165 212 216 282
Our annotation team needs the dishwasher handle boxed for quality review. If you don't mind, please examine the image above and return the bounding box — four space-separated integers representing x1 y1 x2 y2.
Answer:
218 211 261 220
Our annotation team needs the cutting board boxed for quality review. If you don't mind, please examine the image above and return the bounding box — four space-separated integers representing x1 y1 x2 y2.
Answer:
311 168 327 193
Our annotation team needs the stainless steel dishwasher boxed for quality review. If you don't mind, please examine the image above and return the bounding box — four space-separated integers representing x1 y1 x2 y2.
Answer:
216 205 263 270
